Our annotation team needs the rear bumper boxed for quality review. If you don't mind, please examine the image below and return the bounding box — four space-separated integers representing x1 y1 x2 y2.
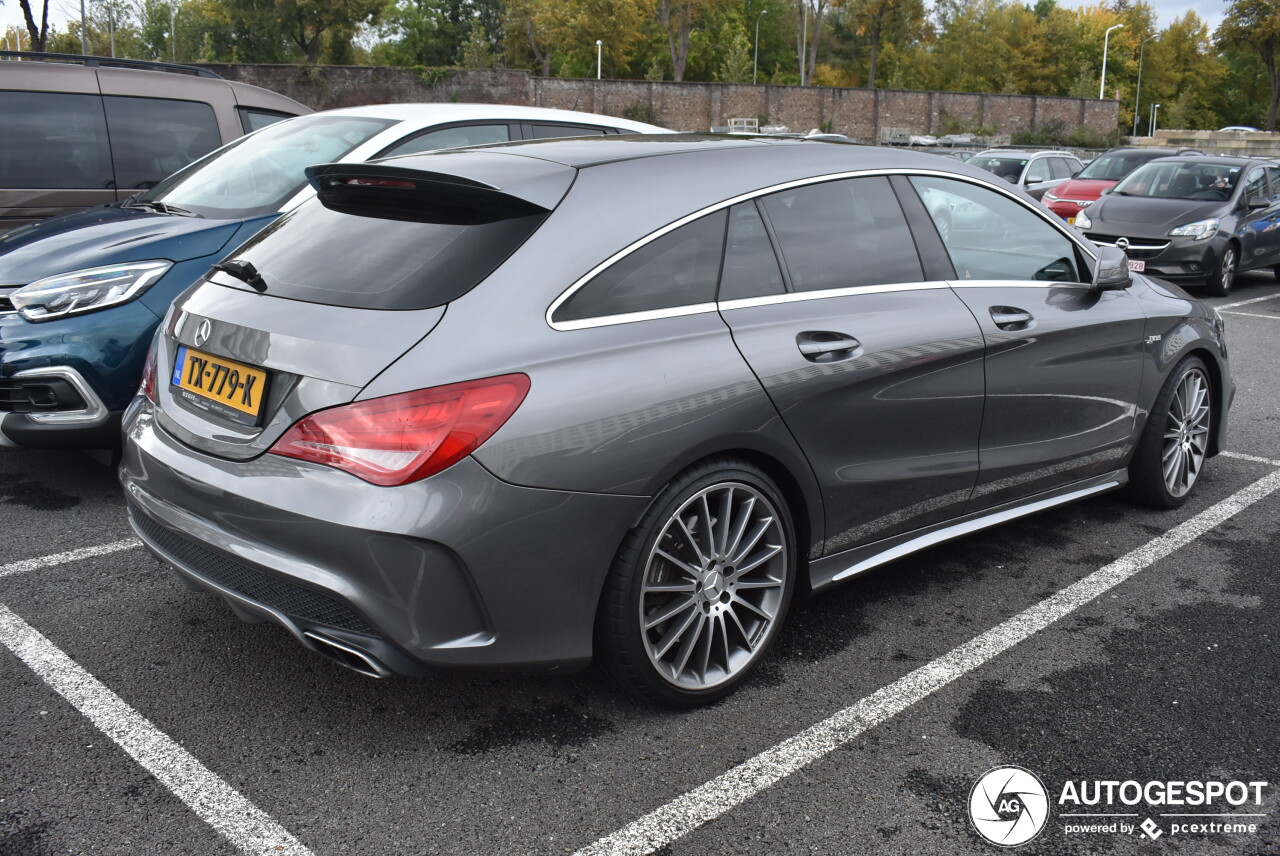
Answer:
120 403 648 675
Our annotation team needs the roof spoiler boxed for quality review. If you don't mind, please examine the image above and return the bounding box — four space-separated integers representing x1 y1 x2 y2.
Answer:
306 163 551 225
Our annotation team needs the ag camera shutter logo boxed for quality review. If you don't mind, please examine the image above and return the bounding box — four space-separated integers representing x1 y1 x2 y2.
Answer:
969 766 1050 847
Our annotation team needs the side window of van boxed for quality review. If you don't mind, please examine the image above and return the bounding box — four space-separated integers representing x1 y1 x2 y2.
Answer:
104 96 222 189
0 91 114 189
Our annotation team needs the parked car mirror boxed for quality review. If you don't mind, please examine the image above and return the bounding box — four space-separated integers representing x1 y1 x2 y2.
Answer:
1247 195 1270 210
1094 245 1132 291
1025 173 1046 184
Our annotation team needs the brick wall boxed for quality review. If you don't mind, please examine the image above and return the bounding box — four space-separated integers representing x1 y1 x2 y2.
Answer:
203 64 1119 139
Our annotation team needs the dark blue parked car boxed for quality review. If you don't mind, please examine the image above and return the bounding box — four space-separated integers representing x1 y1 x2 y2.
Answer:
0 104 667 449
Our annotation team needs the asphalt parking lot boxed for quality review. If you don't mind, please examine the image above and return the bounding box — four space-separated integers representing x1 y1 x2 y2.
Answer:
2 277 1279 856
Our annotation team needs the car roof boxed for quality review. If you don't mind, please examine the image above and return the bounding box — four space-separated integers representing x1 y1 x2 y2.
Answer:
1146 155 1278 167
308 102 669 133
972 149 1075 158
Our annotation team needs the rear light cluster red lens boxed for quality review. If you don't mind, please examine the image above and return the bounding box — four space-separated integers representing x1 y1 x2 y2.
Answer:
140 334 160 403
268 374 530 486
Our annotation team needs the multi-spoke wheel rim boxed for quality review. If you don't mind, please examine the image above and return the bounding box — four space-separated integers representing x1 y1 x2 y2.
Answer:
1220 248 1236 292
640 483 789 691
1162 368 1211 498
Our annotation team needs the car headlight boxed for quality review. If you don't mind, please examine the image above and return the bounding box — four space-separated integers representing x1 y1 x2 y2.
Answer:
1168 218 1220 241
1074 208 1092 230
11 261 172 322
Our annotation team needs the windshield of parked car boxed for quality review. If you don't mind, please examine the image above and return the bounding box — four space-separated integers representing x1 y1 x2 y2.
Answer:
138 114 396 219
1111 161 1241 200
972 156 1027 183
1076 152 1162 182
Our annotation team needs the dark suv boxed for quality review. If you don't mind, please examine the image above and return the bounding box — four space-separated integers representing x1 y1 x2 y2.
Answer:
0 52 309 227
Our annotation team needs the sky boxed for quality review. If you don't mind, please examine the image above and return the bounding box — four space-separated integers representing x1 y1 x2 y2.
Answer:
0 1 1229 49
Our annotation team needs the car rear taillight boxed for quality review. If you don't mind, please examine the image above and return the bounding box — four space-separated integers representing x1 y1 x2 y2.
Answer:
140 334 159 403
268 374 530 486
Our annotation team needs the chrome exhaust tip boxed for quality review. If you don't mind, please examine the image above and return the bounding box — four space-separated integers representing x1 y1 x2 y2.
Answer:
303 631 392 679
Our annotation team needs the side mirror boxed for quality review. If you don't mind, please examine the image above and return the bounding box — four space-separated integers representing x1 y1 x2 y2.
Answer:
1025 174 1046 185
1094 245 1132 291
1247 195 1270 210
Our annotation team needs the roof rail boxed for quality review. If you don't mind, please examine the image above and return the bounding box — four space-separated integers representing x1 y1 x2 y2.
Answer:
0 50 221 79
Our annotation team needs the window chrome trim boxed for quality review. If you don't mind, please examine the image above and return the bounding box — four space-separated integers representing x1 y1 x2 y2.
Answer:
549 302 719 332
718 280 949 312
545 167 1099 331
947 278 1093 290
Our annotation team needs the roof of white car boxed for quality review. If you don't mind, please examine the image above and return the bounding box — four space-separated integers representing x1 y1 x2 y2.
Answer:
312 102 670 134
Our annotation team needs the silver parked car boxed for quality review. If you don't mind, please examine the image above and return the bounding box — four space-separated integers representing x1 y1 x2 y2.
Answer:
121 137 1233 705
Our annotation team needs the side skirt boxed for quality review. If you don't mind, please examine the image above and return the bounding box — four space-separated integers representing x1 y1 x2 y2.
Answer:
808 469 1128 592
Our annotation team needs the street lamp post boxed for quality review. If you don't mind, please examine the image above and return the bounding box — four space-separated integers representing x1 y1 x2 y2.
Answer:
1151 103 1161 136
596 39 602 80
79 0 87 54
1133 34 1157 137
753 9 768 85
1099 23 1124 100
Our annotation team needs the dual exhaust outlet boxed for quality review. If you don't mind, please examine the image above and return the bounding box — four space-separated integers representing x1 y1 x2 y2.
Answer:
303 631 392 679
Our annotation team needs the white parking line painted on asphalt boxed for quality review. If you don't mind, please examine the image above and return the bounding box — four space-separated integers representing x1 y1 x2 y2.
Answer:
0 538 141 580
573 467 1280 856
1216 292 1280 311
1221 310 1280 321
0 603 314 856
1221 450 1280 467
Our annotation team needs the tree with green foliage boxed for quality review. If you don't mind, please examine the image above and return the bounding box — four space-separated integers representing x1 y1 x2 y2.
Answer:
1216 0 1280 130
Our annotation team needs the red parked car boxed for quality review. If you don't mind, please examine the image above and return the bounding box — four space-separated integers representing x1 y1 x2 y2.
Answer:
1044 147 1201 224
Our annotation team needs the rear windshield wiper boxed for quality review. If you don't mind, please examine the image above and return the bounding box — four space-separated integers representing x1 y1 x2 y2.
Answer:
122 199 202 218
210 259 268 293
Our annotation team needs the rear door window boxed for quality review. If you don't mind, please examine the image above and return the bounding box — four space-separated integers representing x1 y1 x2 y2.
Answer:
718 202 785 301
553 212 727 323
103 96 221 189
379 124 512 158
0 91 114 189
759 176 923 291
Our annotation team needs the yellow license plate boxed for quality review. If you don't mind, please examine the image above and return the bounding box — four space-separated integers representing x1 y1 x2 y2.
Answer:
171 345 268 425
1066 216 1076 225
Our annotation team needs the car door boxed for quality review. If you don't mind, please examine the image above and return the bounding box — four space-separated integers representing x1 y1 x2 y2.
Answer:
906 174 1147 512
1238 165 1280 269
716 176 986 555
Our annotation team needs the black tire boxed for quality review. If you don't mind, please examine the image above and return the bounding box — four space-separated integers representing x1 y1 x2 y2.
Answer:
1204 244 1237 297
1128 356 1213 509
595 457 796 706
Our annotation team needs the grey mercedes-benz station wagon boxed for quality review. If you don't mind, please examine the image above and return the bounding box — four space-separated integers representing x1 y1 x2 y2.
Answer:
120 136 1233 705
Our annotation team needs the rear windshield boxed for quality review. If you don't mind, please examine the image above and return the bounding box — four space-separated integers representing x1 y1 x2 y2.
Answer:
225 195 546 310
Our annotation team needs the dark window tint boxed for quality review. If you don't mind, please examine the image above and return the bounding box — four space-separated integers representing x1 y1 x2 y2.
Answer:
239 108 293 133
553 211 727 323
0 91 113 189
104 96 220 189
910 175 1082 283
760 176 923 292
719 202 785 301
381 124 511 158
229 195 547 310
530 124 610 139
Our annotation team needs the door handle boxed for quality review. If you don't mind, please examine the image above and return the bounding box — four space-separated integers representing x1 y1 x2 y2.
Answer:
990 306 1035 331
796 331 862 362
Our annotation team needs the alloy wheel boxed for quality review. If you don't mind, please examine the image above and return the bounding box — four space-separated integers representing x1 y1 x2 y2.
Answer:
639 483 788 691
1161 368 1211 498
